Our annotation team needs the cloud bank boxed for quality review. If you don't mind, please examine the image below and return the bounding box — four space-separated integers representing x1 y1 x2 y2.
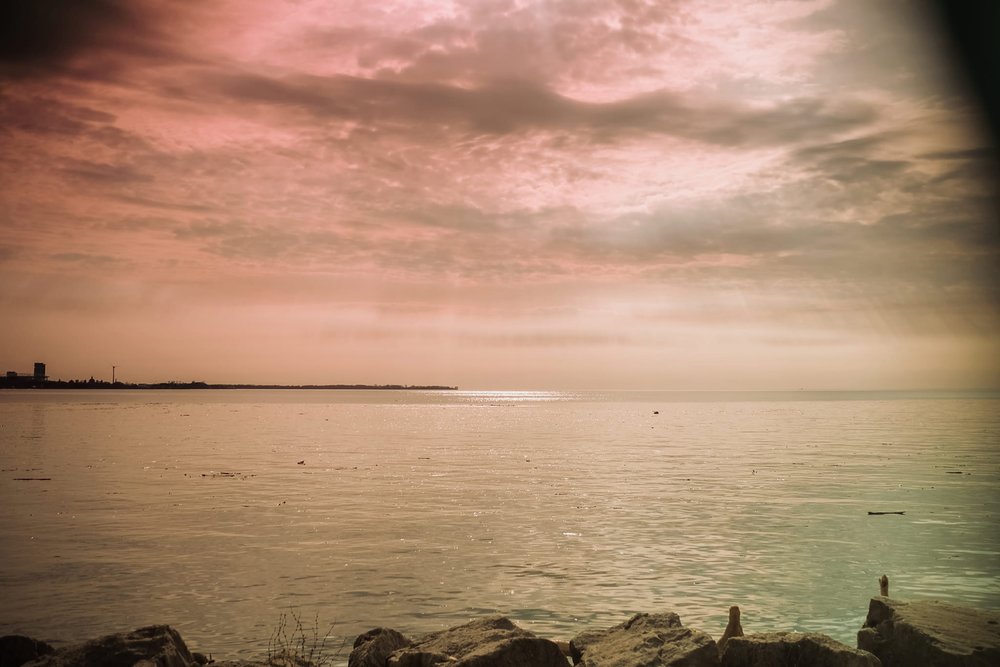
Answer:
0 0 996 389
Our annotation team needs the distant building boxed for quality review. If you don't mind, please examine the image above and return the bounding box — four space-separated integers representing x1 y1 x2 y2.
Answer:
1 361 48 388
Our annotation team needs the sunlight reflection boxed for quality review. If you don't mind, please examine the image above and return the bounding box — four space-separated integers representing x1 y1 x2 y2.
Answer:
452 390 577 404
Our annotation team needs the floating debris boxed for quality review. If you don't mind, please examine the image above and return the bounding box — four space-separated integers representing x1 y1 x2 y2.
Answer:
868 511 905 515
201 471 255 479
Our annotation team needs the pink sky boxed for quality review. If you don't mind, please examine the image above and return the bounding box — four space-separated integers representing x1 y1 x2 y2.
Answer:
1 0 997 389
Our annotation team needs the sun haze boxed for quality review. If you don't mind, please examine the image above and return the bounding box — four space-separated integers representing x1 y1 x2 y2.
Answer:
1 0 997 390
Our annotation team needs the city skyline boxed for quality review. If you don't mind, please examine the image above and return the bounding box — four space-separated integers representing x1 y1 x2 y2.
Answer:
1 0 997 390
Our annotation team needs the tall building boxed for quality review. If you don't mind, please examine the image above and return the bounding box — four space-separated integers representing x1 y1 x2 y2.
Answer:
33 362 47 380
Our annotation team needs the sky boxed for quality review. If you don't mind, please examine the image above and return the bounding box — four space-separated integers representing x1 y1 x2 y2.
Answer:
0 0 997 390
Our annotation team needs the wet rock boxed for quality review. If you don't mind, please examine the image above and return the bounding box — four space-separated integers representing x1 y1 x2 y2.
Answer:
386 616 565 667
22 625 196 667
0 635 55 667
569 612 719 666
857 597 1000 666
720 632 879 667
350 628 411 667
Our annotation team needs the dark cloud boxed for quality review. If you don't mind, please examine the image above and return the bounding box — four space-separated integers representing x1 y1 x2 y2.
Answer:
817 157 910 184
204 71 877 146
173 221 250 240
682 97 877 147
115 195 215 214
0 91 154 166
1 1 134 65
101 216 174 232
793 134 893 160
205 226 307 261
790 0 961 98
526 160 999 301
62 159 153 185
376 203 546 234
0 93 116 136
0 0 185 80
0 245 19 263
50 252 127 267
874 208 1000 251
919 147 995 160
187 224 358 264
543 204 826 265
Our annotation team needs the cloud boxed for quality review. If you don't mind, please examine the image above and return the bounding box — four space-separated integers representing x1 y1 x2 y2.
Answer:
0 93 117 136
200 70 877 147
50 252 127 267
0 0 996 388
0 245 19 263
61 159 153 185
919 147 995 161
0 0 181 79
296 0 844 97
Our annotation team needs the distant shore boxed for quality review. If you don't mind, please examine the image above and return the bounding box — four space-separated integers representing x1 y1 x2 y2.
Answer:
0 380 458 390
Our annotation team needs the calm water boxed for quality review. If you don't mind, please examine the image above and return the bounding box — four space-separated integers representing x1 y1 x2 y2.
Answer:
1 390 998 662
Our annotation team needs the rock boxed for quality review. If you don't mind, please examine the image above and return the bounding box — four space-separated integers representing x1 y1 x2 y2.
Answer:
569 612 720 667
22 625 196 667
0 636 55 667
717 606 744 655
720 632 880 667
386 616 566 667
857 597 1000 666
350 628 411 667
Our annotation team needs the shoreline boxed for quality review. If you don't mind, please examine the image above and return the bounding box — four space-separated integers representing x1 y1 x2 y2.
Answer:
5 596 999 667
0 382 458 391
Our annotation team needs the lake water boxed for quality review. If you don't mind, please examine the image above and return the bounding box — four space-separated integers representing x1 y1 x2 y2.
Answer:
1 389 998 663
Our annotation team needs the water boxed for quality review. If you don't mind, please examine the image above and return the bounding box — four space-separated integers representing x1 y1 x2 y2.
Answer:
1 390 998 663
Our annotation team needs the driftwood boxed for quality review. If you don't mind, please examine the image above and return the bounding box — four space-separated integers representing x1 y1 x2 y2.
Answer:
868 511 905 515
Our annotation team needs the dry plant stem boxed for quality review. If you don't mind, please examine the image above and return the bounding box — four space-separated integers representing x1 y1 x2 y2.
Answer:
267 611 340 667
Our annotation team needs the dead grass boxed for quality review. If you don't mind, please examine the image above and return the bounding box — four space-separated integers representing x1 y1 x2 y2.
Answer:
266 610 341 667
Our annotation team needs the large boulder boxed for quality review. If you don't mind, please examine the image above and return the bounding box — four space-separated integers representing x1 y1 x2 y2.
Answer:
569 612 719 667
386 616 566 667
857 597 1000 666
720 632 880 667
0 636 55 667
350 628 411 667
22 626 196 667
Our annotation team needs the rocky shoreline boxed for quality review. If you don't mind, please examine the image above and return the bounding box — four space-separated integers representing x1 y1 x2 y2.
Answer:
3 596 998 667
